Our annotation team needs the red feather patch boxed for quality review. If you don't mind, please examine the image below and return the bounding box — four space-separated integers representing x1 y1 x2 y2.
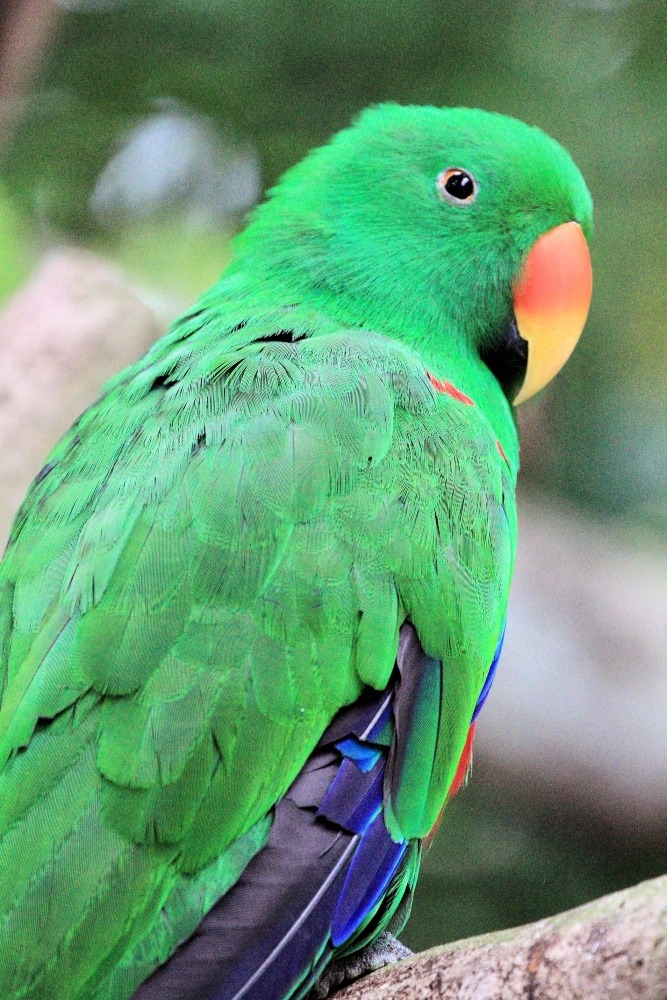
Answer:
448 721 476 801
423 721 477 851
426 372 475 405
496 439 510 467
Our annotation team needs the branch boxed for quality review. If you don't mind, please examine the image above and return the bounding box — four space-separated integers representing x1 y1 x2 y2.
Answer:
337 875 667 999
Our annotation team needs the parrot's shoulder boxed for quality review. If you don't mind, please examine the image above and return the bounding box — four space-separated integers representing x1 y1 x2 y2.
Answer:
3 303 508 561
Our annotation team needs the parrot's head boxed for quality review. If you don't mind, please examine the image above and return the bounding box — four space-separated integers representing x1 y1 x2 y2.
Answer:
233 103 593 406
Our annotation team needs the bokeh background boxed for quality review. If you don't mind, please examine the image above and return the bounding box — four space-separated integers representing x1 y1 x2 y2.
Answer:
0 0 665 953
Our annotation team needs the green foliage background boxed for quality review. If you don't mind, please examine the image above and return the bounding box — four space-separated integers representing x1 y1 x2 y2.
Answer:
1 0 665 952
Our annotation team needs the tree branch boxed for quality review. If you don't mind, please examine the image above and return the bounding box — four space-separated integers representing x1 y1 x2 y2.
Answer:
337 875 667 999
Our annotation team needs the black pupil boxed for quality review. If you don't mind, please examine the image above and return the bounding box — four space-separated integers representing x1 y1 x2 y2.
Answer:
445 171 473 200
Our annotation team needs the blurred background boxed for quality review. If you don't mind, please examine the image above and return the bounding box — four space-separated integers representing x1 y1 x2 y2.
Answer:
0 0 665 953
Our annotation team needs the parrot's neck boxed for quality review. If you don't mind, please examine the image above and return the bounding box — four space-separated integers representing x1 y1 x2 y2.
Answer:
202 254 520 475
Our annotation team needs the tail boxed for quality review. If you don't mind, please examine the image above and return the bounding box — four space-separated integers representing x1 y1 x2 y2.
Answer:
132 682 417 1000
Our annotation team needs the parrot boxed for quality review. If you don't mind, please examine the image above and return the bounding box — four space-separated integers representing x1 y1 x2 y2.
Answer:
0 104 592 1000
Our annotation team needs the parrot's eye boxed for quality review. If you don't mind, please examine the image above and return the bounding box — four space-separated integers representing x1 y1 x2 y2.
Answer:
437 168 478 205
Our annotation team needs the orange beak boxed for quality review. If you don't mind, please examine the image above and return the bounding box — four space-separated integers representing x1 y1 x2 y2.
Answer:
513 221 592 405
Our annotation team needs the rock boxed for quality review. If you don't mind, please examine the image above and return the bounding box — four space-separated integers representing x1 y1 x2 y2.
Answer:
0 248 163 541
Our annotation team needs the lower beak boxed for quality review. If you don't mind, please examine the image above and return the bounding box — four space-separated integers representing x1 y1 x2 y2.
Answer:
513 221 592 405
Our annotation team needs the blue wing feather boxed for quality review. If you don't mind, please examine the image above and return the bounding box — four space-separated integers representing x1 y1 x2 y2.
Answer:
471 624 505 723
331 815 407 947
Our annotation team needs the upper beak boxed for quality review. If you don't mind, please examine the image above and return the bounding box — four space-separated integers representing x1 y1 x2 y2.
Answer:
513 221 592 405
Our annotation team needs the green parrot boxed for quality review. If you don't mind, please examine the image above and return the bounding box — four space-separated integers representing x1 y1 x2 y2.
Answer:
0 104 592 1000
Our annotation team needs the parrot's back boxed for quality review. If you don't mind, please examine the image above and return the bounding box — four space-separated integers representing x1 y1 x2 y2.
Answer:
0 313 512 999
